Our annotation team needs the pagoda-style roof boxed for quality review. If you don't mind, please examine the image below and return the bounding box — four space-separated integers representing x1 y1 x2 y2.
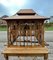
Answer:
2 9 49 20
17 9 36 15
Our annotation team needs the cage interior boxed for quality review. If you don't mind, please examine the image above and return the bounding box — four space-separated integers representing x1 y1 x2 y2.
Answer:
8 21 43 47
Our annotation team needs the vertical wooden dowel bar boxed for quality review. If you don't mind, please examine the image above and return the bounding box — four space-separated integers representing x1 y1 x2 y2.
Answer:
17 23 20 46
15 23 18 46
23 24 25 46
16 32 17 45
39 23 42 46
19 23 21 46
26 30 28 46
27 29 28 46
7 26 8 46
20 24 22 46
41 22 45 47
36 24 38 44
21 24 24 46
36 22 40 45
9 23 12 45
30 23 32 46
20 27 22 46
7 23 10 47
34 23 36 46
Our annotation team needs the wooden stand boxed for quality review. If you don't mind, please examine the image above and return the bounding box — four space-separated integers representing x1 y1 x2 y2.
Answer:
2 9 49 60
3 47 48 60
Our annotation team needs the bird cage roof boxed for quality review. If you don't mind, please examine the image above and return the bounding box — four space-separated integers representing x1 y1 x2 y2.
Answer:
17 9 36 15
2 9 49 21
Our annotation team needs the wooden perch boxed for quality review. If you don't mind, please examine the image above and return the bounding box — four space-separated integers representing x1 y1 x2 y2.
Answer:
16 40 38 43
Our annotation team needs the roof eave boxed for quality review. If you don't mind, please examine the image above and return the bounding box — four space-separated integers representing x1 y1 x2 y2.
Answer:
2 18 49 20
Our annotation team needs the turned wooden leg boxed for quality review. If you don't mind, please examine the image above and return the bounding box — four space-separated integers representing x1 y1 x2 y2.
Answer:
33 56 37 60
4 55 8 60
44 54 48 60
18 56 21 60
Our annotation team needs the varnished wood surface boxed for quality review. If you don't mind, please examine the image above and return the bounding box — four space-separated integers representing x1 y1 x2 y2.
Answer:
2 47 48 55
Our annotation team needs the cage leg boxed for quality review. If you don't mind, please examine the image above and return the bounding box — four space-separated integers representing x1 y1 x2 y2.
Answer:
33 56 37 60
4 55 8 60
44 54 48 60
18 56 25 60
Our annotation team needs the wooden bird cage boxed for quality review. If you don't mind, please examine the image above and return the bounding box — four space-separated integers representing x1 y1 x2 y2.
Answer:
2 9 49 60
